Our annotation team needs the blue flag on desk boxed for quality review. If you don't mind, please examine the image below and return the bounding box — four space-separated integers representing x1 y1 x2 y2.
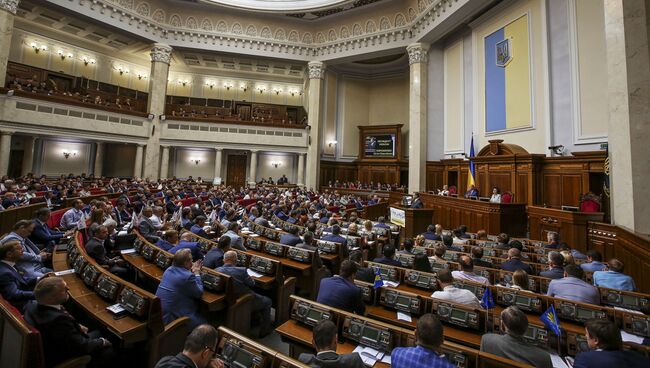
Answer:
480 287 496 309
540 305 562 336
373 268 384 289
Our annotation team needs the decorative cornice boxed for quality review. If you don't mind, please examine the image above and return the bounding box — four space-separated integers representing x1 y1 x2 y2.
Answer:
0 0 19 15
406 43 429 65
150 43 172 64
307 61 325 79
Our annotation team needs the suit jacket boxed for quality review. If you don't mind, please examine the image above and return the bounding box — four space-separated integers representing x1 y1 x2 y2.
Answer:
112 208 131 228
422 232 441 241
2 232 49 278
316 276 365 315
156 266 204 327
169 241 203 261
356 266 375 284
30 219 64 249
298 351 364 368
0 261 36 311
190 224 212 239
280 233 302 246
480 333 552 368
216 264 255 297
203 247 225 269
500 259 533 274
23 302 105 367
373 256 402 267
85 237 111 266
573 349 649 368
321 234 346 244
224 230 245 250
411 198 423 208
155 353 197 368
139 217 160 242
540 267 564 280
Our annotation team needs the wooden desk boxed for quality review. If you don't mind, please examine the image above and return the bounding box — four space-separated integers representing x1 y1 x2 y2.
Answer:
245 248 311 274
528 206 604 252
419 193 527 237
390 205 435 239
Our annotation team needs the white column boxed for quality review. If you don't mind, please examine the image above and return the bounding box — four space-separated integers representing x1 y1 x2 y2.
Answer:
0 1 18 87
0 130 13 176
297 153 305 187
134 144 144 178
143 44 172 180
21 136 35 175
406 43 429 193
248 150 258 186
93 142 104 177
160 146 170 179
214 148 223 184
305 61 326 190
604 0 650 231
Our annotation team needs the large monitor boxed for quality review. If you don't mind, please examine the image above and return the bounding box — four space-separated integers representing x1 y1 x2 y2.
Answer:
364 134 396 158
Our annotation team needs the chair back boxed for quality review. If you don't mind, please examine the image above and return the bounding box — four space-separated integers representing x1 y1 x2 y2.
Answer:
502 192 513 203
0 297 45 368
147 317 192 368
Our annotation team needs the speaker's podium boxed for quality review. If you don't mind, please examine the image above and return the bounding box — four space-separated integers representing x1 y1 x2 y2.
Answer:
390 196 434 239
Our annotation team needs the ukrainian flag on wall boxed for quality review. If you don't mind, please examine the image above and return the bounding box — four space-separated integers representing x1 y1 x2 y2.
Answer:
485 15 532 133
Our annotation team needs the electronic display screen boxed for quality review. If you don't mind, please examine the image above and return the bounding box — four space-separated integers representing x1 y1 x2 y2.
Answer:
362 327 380 341
577 308 594 319
451 309 467 321
231 348 254 368
364 134 396 157
396 296 410 307
307 309 322 322
622 295 640 306
516 295 532 306
524 327 536 339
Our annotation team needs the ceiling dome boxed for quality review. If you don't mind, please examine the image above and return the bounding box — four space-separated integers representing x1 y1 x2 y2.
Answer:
204 0 355 12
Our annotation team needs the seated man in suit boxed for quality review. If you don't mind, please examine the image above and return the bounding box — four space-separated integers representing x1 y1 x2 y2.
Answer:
431 269 481 308
471 246 494 269
223 222 245 251
1 220 52 278
392 314 455 368
156 249 206 328
500 248 532 274
0 240 37 311
155 324 224 368
217 251 273 337
2 191 22 209
421 225 440 241
60 199 84 230
373 244 402 267
295 231 324 270
85 224 128 278
279 226 302 246
540 251 565 279
496 233 511 250
138 207 161 243
457 225 472 239
581 250 607 273
321 225 346 245
464 185 479 199
112 200 131 229
30 207 71 251
299 319 364 368
349 250 374 284
203 235 231 269
546 264 600 305
573 319 649 368
593 258 636 291
316 260 365 315
398 239 414 255
480 306 552 368
190 216 215 240
546 231 560 249
172 232 204 261
24 277 114 368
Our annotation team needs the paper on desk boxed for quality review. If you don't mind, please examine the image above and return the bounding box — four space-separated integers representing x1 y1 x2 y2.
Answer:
380 355 391 364
246 269 264 278
397 311 412 322
621 330 645 344
241 227 250 232
383 281 400 288
120 248 136 255
352 346 381 367
54 269 75 276
241 230 252 234
248 234 260 237
550 353 569 368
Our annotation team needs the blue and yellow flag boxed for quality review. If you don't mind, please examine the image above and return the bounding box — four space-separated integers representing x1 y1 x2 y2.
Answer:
540 305 562 336
467 136 476 188
373 268 384 289
480 287 495 309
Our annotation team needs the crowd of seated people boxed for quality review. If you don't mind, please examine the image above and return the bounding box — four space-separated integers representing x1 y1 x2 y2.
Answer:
5 73 138 111
327 180 406 192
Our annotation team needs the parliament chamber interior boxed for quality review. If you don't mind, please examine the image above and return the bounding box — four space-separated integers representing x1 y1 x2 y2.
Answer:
0 0 649 367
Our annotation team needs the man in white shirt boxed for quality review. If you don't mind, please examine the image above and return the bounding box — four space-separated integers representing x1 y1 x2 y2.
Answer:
432 269 481 308
149 206 166 230
60 199 84 230
452 255 491 285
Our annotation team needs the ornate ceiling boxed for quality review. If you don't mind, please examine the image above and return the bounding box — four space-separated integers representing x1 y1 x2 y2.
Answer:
204 0 354 12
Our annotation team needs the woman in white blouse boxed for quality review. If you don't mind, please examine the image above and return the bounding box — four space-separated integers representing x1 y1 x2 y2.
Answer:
490 187 502 203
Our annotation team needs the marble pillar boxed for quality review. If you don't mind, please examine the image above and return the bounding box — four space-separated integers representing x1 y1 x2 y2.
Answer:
160 146 170 179
93 142 104 177
305 61 325 190
604 0 650 232
21 136 35 175
0 0 18 87
297 153 305 187
248 150 258 186
0 130 12 176
214 148 223 184
134 144 144 178
406 43 429 193
143 43 172 180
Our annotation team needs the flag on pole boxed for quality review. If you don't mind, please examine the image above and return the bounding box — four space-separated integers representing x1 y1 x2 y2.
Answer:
373 268 384 289
540 305 562 336
480 287 496 309
467 135 476 188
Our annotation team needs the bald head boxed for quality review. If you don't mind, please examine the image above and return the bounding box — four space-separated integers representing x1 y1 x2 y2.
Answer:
223 250 238 265
508 248 521 259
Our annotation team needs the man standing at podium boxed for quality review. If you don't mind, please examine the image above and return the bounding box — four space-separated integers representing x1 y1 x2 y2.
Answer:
411 193 423 208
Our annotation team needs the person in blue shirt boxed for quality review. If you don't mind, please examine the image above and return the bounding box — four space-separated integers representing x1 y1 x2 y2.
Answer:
374 216 390 229
203 236 230 269
421 225 440 241
30 208 69 251
173 232 204 261
373 244 402 267
581 250 607 273
546 265 600 305
190 216 214 240
539 251 565 280
279 227 301 247
500 248 532 274
155 249 206 329
321 225 346 245
316 260 365 315
573 319 649 368
593 258 636 291
392 313 454 368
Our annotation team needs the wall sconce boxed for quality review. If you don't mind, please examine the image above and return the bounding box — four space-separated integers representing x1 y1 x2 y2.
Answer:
289 89 301 97
273 88 282 96
137 72 148 80
270 161 282 168
115 65 129 75
30 42 47 53
205 80 216 89
81 56 96 66
62 150 78 159
240 84 248 92
328 140 338 147
178 79 190 87
224 82 233 90
190 158 201 165
257 86 266 94
57 50 73 60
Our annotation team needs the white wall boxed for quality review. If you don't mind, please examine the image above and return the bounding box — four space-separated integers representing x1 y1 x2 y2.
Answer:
40 140 91 176
256 152 297 184
173 148 217 180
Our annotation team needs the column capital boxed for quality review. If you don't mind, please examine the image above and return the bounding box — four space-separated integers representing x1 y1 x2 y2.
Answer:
307 61 326 79
150 43 172 64
0 0 19 15
215 147 223 152
406 43 430 65
136 143 145 148
249 149 259 154
0 130 15 136
161 145 170 149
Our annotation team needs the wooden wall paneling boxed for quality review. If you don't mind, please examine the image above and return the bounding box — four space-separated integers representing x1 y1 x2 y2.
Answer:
562 175 583 207
516 173 529 204
542 175 562 208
